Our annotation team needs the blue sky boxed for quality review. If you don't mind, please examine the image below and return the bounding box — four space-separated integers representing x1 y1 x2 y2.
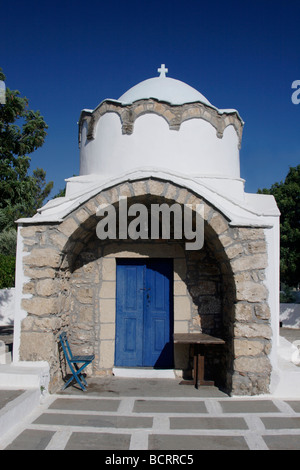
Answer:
2 0 300 198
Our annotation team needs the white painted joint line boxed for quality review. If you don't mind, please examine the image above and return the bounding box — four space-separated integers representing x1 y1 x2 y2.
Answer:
152 415 170 431
244 415 266 433
205 399 223 415
272 399 296 415
242 415 269 450
117 397 135 415
45 429 73 450
129 430 149 450
244 432 269 451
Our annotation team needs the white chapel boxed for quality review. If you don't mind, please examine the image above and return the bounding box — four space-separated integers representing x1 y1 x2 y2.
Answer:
13 65 286 396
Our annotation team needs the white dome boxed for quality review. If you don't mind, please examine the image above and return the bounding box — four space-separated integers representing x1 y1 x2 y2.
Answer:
118 76 212 106
78 66 242 182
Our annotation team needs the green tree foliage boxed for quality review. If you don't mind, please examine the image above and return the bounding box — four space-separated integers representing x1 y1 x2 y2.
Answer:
258 165 300 288
0 68 53 287
0 254 15 289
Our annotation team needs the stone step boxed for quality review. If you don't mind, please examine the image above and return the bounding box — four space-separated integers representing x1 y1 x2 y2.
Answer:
0 362 49 389
0 362 49 440
0 388 41 441
113 367 176 378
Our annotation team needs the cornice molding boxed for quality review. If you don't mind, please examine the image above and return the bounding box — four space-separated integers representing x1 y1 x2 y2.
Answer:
78 98 244 148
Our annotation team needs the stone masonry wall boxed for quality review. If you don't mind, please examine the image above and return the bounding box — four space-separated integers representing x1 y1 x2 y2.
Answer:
17 178 271 395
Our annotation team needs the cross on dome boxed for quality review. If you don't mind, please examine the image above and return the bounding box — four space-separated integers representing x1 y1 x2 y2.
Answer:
158 64 168 78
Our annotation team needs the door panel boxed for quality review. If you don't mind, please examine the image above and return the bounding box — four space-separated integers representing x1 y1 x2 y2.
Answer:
115 262 144 366
115 259 173 368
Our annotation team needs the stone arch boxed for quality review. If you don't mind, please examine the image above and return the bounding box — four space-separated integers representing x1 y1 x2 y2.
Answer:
19 177 271 395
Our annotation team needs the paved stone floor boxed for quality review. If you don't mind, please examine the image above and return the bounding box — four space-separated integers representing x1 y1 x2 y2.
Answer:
1 328 300 451
1 377 300 451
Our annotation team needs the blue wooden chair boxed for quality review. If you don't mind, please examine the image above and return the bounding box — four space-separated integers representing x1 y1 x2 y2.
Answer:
59 332 94 391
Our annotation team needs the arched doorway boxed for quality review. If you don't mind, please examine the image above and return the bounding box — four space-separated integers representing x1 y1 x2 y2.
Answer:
18 178 271 395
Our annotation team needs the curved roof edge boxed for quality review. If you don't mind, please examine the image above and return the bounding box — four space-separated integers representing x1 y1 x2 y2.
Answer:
79 96 244 124
16 170 279 227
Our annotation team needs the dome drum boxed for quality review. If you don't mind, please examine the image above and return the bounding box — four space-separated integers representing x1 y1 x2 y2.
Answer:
78 68 244 181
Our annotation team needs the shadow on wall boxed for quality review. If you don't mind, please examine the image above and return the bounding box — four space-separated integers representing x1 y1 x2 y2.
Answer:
280 304 300 328
0 288 15 326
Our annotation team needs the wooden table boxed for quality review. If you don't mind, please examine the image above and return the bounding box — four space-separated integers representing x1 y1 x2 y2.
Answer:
173 333 225 389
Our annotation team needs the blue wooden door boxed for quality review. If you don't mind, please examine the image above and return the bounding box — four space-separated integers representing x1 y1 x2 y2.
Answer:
115 259 173 368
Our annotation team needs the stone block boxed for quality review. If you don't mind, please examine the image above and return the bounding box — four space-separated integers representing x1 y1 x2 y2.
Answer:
100 323 115 340
23 266 57 280
134 103 146 115
236 280 268 302
132 181 147 197
225 243 244 259
75 287 94 304
235 303 253 322
99 282 115 299
78 305 94 323
234 356 271 374
153 102 166 114
219 233 235 248
238 228 265 240
174 281 187 295
102 258 116 281
36 279 57 296
234 339 265 357
209 213 228 235
104 187 120 204
58 218 79 237
164 184 178 201
21 316 34 331
22 297 58 315
94 193 111 207
24 248 61 268
176 188 188 204
100 299 116 323
19 332 56 361
185 194 203 206
245 240 267 254
254 303 271 320
20 225 47 238
234 322 272 339
163 109 176 121
22 281 35 295
231 254 268 272
48 231 68 250
174 321 189 334
148 180 165 196
118 183 132 198
174 296 191 321
33 316 63 331
99 340 114 368
74 207 90 224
